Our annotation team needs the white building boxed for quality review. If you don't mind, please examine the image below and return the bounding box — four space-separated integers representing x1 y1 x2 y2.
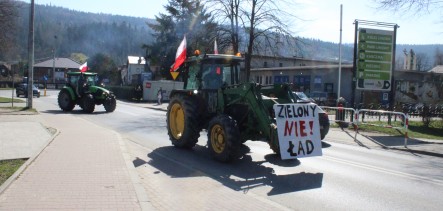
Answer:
123 56 146 85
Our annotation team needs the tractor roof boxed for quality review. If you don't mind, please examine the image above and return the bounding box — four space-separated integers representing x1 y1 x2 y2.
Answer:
185 54 244 63
67 72 97 76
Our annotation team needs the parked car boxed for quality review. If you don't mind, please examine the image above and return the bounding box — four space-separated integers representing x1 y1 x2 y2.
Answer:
293 92 315 103
292 91 330 140
309 91 336 106
16 83 40 98
309 91 328 105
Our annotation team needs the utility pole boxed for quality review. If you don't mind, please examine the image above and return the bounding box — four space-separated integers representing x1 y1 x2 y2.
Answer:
27 0 35 108
337 4 343 103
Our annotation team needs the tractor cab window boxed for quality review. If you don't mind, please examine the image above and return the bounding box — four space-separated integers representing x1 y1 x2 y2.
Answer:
185 64 199 90
202 64 223 89
85 75 96 86
222 63 241 85
201 62 241 90
69 75 79 86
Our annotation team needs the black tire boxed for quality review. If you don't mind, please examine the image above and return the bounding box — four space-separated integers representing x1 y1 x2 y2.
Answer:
58 89 75 111
82 94 95 113
103 94 116 112
207 115 241 162
166 95 200 148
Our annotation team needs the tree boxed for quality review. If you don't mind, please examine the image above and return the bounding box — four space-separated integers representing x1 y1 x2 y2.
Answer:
70 53 88 64
374 0 443 15
0 0 19 61
415 52 431 71
148 0 217 79
434 47 443 66
205 0 241 54
88 53 119 85
207 0 297 80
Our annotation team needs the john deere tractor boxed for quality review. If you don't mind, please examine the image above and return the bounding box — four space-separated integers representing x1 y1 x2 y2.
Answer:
167 53 330 162
58 72 116 113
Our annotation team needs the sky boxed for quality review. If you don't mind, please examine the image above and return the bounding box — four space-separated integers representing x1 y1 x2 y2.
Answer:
34 0 443 45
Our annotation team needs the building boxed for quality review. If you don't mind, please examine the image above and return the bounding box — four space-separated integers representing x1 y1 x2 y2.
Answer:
251 57 443 106
123 56 149 85
251 55 340 69
33 58 82 84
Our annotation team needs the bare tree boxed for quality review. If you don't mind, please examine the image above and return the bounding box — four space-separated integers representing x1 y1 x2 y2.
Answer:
435 47 443 66
415 52 431 71
0 0 19 61
206 0 298 80
204 0 241 54
373 0 443 15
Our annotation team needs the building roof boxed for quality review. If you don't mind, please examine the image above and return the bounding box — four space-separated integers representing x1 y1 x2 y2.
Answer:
34 58 81 69
127 56 146 65
429 65 443 74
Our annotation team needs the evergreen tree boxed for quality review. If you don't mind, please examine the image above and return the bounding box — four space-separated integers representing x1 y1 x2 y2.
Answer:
148 0 217 79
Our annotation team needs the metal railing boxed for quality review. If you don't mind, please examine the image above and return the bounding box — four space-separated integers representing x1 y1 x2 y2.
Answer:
355 109 409 147
321 106 357 128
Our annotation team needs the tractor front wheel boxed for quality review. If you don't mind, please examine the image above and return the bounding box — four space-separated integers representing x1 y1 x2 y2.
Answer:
82 94 95 113
58 89 75 111
104 94 116 112
166 95 200 148
207 115 241 162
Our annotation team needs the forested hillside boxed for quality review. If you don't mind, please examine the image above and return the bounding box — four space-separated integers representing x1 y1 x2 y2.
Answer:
3 2 442 71
11 2 153 64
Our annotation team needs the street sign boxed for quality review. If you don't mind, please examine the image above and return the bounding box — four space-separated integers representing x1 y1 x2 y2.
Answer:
356 28 394 91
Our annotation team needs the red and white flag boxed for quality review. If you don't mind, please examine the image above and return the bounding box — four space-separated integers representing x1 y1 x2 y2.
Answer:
170 36 187 72
214 39 218 54
79 62 88 72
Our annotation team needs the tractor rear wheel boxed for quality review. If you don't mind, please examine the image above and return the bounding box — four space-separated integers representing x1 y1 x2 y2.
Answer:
58 89 75 111
104 94 116 112
207 115 241 162
82 94 95 113
167 95 200 148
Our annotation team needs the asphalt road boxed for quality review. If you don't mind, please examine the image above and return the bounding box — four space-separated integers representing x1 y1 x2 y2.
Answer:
3 89 443 210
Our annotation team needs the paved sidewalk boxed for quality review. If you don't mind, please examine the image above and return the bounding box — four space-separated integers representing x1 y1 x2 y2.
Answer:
0 109 151 210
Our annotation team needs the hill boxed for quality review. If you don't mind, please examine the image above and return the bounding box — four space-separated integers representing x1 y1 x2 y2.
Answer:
3 2 442 71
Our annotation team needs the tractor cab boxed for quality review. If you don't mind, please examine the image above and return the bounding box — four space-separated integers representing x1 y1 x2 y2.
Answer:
183 54 244 90
66 72 97 96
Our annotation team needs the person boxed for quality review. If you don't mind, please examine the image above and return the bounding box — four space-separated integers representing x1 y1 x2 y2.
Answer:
76 73 86 97
134 84 142 102
157 87 163 105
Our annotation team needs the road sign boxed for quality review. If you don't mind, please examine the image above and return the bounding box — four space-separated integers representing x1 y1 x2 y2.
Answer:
170 72 179 80
356 28 394 91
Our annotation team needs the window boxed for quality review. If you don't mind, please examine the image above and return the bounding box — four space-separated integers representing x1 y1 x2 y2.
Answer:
279 63 283 67
264 61 268 68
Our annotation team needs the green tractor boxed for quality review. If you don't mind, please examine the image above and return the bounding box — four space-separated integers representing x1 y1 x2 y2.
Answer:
167 53 330 162
58 72 117 113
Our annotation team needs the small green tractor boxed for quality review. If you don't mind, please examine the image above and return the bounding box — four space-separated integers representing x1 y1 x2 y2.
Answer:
167 53 329 162
58 72 116 113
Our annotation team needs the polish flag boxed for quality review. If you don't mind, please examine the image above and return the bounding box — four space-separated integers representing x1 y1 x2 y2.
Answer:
214 39 218 54
170 36 186 72
79 62 88 72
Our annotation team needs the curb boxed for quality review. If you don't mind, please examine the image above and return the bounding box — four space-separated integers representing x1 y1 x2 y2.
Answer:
0 127 59 195
389 147 443 158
